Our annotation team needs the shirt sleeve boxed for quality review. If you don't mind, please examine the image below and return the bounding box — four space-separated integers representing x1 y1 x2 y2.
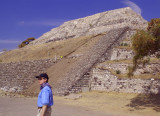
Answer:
41 88 50 105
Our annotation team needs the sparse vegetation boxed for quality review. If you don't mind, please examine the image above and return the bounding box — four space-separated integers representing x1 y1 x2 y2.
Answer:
0 59 2 62
127 66 134 77
157 54 160 58
116 70 121 74
124 43 128 46
89 24 93 28
128 18 160 77
120 43 128 46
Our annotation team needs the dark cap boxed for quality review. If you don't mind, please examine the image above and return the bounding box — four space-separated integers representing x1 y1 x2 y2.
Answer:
35 73 49 80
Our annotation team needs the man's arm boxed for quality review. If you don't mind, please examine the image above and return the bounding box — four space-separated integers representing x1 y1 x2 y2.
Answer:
40 105 47 116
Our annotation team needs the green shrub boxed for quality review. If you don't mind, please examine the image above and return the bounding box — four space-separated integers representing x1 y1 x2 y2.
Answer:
19 37 35 48
127 66 134 77
128 18 160 77
156 53 160 58
132 30 155 57
147 18 160 52
148 18 160 37
116 70 121 74
120 43 128 46
124 43 128 46
142 57 150 66
90 24 93 28
120 43 124 46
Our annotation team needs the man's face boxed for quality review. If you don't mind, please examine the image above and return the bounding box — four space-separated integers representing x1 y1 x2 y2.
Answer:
38 77 47 85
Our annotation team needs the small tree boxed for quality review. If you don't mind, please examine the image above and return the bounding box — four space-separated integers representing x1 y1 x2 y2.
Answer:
19 37 35 48
128 18 160 77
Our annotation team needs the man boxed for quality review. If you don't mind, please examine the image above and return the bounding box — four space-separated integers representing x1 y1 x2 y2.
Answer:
35 73 54 116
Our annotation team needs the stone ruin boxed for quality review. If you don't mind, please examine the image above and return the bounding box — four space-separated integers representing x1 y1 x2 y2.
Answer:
1 7 159 96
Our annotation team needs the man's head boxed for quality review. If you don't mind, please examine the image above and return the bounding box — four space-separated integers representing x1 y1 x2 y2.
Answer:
35 73 49 85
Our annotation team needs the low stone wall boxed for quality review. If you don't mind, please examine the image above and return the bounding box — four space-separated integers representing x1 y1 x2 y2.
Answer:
0 59 55 92
98 62 160 75
91 68 160 94
134 63 160 75
99 29 135 62
53 27 130 95
68 72 91 93
99 63 130 74
110 48 134 60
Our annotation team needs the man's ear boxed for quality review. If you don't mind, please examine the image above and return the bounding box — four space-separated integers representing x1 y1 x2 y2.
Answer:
44 78 47 82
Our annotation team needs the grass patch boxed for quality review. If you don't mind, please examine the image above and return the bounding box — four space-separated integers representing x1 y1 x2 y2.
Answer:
102 59 133 64
149 57 160 63
115 45 132 50
116 70 121 74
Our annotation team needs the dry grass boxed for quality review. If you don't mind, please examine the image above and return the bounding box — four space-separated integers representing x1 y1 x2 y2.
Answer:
0 35 98 63
102 59 133 64
24 34 105 94
115 45 132 50
149 57 160 63
54 91 160 116
101 57 159 65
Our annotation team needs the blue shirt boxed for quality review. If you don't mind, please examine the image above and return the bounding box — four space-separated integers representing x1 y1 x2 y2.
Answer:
37 86 54 107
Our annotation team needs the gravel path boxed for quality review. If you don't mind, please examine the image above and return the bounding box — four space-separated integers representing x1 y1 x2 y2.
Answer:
0 96 109 116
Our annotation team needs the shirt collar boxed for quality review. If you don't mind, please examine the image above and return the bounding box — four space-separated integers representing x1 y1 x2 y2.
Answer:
40 82 52 90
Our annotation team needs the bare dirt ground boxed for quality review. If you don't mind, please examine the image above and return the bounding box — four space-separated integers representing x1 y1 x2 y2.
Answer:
0 96 107 116
1 91 160 116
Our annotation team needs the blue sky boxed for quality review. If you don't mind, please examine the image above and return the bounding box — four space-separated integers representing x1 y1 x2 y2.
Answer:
0 0 159 51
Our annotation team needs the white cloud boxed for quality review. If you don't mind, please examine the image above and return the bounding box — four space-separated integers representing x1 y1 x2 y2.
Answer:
0 40 21 44
122 0 142 15
18 21 25 25
18 19 67 27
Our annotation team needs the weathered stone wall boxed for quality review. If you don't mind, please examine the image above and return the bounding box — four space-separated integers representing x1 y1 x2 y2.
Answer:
98 62 160 75
68 72 91 93
53 27 130 95
91 68 160 94
109 29 135 60
110 48 134 60
67 28 138 94
0 59 55 92
99 63 130 74
99 29 136 62
134 63 160 75
29 7 147 45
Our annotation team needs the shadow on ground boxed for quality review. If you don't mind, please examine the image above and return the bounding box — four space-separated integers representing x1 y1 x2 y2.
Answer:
127 94 160 112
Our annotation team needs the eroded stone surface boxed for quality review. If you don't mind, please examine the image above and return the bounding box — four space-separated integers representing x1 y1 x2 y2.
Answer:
91 68 160 94
29 7 147 45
